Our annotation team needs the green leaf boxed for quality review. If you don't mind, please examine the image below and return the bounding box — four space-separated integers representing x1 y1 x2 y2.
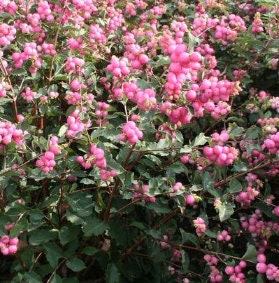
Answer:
24 271 42 283
145 154 162 166
80 178 95 185
82 217 108 237
202 172 219 198
174 131 184 145
58 125 68 137
205 230 217 238
180 145 192 154
253 202 273 217
29 210 45 226
20 249 34 269
218 203 235 222
245 126 260 139
228 179 242 193
66 211 84 225
130 221 146 230
189 184 203 192
50 274 62 283
106 152 125 174
146 229 161 238
10 218 28 237
59 225 79 245
137 79 153 89
166 162 188 178
150 56 171 68
233 161 248 172
62 278 79 283
180 229 199 247
66 258 86 272
230 127 245 137
106 263 120 283
156 138 171 150
181 250 190 274
193 133 208 146
187 32 200 52
67 193 93 217
44 243 63 268
29 229 56 245
0 98 12 105
257 274 265 283
242 244 257 263
146 202 172 214
82 246 99 256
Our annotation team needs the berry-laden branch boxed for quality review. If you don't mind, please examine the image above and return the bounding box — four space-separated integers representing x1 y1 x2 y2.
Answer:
121 207 180 261
215 159 279 188
103 143 136 223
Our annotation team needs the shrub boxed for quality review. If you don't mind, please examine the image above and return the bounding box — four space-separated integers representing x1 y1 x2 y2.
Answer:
0 0 278 282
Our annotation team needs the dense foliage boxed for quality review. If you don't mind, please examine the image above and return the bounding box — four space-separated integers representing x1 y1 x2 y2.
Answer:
0 0 279 282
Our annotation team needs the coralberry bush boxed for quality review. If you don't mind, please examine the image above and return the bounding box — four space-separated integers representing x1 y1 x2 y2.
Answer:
0 0 278 282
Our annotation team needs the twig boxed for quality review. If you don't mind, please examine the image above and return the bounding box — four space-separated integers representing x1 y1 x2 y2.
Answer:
215 159 278 188
121 208 180 261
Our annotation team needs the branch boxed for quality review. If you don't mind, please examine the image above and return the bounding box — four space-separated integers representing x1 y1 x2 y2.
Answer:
103 144 136 223
215 159 278 188
120 208 180 261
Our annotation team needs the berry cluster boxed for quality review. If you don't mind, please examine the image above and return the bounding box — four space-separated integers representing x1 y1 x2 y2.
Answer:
66 109 91 139
270 97 279 112
119 121 143 144
185 194 196 206
236 173 262 207
193 217 207 237
160 234 170 249
204 255 223 283
165 44 202 100
67 37 83 51
225 261 247 283
240 209 279 240
123 81 157 110
0 23 16 47
212 130 229 144
262 132 279 154
65 91 82 105
133 184 156 203
160 102 192 127
217 230 231 242
258 117 278 134
0 0 18 15
199 79 235 103
265 264 279 281
107 55 130 77
0 235 19 255
65 57 85 75
36 136 61 173
12 42 38 69
89 24 107 46
76 144 107 170
95 101 109 125
252 13 264 33
36 0 53 21
169 182 184 198
215 15 246 45
0 80 10 98
124 42 149 70
107 6 124 32
256 245 279 281
100 169 117 182
21 87 37 102
0 121 25 146
203 142 238 167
